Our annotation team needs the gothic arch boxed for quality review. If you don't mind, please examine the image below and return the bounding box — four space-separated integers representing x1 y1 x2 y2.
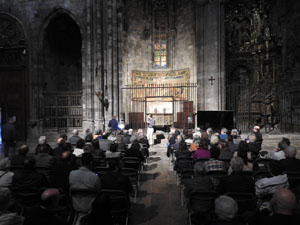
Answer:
0 13 28 140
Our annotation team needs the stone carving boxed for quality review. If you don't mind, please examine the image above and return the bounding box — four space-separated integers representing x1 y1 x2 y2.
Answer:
0 15 25 48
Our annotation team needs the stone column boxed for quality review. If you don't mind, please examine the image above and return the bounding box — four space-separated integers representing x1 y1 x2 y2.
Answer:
196 0 226 111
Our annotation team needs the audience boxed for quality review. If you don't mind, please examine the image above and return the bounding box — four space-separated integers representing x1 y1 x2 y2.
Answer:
0 188 23 225
0 158 14 191
193 139 210 159
218 157 255 194
212 195 245 225
69 129 82 145
10 145 29 167
105 143 121 158
204 146 225 172
125 140 144 162
73 138 85 157
99 134 113 152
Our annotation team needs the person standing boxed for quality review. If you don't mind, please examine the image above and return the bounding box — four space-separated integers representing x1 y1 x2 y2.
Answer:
108 115 119 131
147 114 155 146
1 117 16 158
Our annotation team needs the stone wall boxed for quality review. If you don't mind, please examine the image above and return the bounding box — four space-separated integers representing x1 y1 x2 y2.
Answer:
122 0 197 119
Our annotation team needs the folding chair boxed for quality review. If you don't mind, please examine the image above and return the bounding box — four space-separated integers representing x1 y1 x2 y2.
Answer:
286 171 300 189
94 166 112 177
121 168 139 203
195 158 210 164
179 169 194 207
70 189 97 225
102 189 130 225
253 158 272 171
225 192 256 214
187 190 218 225
12 188 42 216
175 157 194 186
142 144 149 164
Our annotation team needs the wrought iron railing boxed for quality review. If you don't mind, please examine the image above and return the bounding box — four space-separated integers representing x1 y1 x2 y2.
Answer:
43 92 82 129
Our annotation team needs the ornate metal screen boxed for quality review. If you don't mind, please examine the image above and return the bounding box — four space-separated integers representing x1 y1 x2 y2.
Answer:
43 92 82 129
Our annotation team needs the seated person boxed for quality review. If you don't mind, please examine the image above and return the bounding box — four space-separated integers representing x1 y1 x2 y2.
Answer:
193 139 210 159
32 189 67 225
10 145 29 167
270 140 288 161
105 143 121 158
35 136 53 156
218 140 234 160
99 134 113 152
125 140 144 162
0 188 23 225
69 153 101 213
175 141 192 159
183 162 214 199
116 135 127 152
278 146 300 172
69 129 83 145
233 141 252 172
100 161 133 194
73 138 85 157
218 157 255 194
210 135 219 148
204 146 225 172
255 166 289 198
190 136 201 152
0 158 15 190
219 128 228 141
12 157 49 191
91 139 105 158
247 133 261 159
35 144 54 169
249 188 299 225
210 195 246 225
50 151 77 192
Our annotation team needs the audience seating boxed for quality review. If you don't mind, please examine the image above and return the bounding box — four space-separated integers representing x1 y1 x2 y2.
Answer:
187 190 218 225
253 158 272 171
70 189 97 225
94 166 112 177
175 157 194 185
12 188 42 216
285 171 300 189
121 167 139 203
102 189 130 225
179 169 194 206
225 192 256 214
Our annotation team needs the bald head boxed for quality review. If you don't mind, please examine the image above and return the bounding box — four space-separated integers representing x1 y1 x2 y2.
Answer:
285 146 297 158
41 189 60 209
61 151 71 160
271 188 296 215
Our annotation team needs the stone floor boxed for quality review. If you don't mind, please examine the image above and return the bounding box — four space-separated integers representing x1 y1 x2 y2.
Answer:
129 139 188 225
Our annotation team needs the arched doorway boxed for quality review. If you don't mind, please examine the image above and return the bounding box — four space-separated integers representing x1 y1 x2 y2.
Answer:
41 11 83 129
0 13 27 141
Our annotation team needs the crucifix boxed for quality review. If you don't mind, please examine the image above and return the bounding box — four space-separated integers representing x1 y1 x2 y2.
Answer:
209 76 215 85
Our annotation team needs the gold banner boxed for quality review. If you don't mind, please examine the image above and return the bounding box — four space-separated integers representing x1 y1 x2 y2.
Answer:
131 68 190 101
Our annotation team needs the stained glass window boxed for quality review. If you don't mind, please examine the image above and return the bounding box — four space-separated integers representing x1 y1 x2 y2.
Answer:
153 10 168 68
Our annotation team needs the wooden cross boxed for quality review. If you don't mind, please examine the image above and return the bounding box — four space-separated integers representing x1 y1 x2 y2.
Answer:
209 76 215 85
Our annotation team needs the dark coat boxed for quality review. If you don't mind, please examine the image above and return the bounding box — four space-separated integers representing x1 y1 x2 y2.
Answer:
100 171 133 194
218 171 255 194
12 169 49 190
278 157 300 172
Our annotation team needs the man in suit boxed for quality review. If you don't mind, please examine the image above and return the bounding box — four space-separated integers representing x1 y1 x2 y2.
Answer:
218 156 255 194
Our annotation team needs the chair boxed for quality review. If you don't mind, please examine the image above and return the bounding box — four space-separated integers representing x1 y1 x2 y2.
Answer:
92 156 106 167
205 170 227 177
175 157 194 186
12 188 42 216
187 190 218 225
94 166 112 177
121 168 139 203
253 158 272 171
106 157 121 167
70 189 97 225
122 157 141 172
225 192 256 214
36 165 52 182
179 169 194 206
286 171 300 189
142 144 149 164
195 158 210 164
253 170 271 181
101 189 130 225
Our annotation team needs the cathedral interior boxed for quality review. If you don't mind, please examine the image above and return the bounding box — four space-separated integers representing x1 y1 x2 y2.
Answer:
0 0 300 141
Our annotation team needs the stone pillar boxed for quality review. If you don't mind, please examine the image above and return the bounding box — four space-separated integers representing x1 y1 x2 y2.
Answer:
196 0 226 111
